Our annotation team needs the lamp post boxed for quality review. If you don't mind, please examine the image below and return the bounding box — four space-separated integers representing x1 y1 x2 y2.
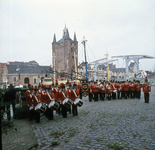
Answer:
16 66 20 86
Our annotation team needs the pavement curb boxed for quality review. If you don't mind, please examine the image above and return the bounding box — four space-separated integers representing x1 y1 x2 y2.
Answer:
2 119 38 150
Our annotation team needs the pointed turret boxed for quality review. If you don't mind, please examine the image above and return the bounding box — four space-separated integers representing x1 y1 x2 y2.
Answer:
63 27 70 39
74 32 77 42
53 34 56 43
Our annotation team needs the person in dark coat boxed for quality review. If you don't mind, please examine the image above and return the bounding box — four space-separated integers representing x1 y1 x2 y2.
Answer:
4 84 20 120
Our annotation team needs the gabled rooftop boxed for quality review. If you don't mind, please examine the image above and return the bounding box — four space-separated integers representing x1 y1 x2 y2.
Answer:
6 64 52 75
10 60 39 66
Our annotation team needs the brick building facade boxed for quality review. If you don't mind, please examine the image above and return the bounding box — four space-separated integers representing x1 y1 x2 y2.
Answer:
0 61 52 88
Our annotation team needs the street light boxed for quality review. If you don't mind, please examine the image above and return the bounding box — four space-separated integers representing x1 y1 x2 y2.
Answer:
16 65 20 86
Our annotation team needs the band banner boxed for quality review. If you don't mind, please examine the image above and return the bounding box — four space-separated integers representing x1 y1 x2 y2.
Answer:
81 83 89 97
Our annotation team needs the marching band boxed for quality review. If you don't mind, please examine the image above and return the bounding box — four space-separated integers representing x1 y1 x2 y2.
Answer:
25 80 83 123
25 77 151 123
88 78 151 102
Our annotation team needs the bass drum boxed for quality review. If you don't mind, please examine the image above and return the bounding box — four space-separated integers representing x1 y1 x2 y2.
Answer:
74 98 83 107
113 90 117 93
48 101 59 110
35 102 47 113
62 98 72 108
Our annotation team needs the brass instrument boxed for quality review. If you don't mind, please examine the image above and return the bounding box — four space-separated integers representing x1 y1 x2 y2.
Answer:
144 82 151 90
106 84 112 92
112 83 117 92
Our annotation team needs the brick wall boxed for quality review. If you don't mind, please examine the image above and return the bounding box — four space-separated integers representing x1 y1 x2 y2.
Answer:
52 40 78 77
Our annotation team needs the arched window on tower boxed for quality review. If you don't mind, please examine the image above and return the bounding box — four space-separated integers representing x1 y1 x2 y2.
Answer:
24 77 29 84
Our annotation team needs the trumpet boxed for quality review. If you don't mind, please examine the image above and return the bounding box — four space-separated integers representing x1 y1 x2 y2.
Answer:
144 83 151 90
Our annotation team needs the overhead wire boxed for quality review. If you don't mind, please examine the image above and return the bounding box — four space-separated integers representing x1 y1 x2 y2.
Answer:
86 43 97 61
40 59 51 66
139 61 143 70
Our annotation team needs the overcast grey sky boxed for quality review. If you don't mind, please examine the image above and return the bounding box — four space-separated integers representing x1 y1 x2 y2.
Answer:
0 0 155 71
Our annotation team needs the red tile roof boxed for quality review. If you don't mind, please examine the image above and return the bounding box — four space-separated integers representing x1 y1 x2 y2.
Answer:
0 63 6 67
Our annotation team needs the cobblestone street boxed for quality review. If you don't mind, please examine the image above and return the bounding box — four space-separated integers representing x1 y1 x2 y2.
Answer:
31 87 155 150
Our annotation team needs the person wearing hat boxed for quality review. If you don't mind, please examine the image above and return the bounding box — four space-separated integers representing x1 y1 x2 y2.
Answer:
130 81 135 99
67 82 72 113
77 81 82 99
89 80 94 102
100 81 106 100
120 81 125 99
110 80 117 100
116 81 121 99
54 80 61 115
92 82 99 101
25 83 35 121
124 80 129 99
50 82 55 100
44 87 54 120
136 80 142 99
71 82 79 116
106 82 112 100
31 87 41 123
59 83 68 118
65 81 71 114
143 78 151 103
42 85 49 118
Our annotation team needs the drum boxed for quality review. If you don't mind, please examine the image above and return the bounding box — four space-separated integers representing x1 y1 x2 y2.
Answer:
62 98 72 108
29 106 34 110
74 98 83 107
113 90 117 93
35 102 47 113
48 101 59 110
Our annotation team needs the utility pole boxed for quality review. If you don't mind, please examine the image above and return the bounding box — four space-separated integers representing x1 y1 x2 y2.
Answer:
16 66 20 86
82 36 88 79
53 54 56 84
105 52 109 82
74 51 77 83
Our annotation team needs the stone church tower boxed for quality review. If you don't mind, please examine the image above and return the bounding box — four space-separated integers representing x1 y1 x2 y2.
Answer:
52 27 78 76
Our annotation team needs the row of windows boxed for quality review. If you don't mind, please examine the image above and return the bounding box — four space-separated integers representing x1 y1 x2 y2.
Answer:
12 76 37 84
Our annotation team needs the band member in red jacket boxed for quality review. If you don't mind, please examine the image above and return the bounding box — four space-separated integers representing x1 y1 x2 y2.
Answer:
134 80 138 98
45 88 54 120
106 82 112 100
93 82 100 101
26 84 32 107
54 80 61 115
110 81 117 99
50 82 55 100
120 82 124 98
26 83 34 121
124 80 129 99
136 81 142 99
116 82 121 99
89 80 94 102
59 83 68 118
143 78 151 103
65 80 71 113
77 81 82 99
100 82 106 100
32 86 41 123
130 81 136 98
71 82 79 116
